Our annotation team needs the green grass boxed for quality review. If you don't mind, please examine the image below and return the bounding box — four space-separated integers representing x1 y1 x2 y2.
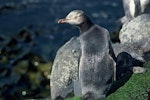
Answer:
65 62 150 100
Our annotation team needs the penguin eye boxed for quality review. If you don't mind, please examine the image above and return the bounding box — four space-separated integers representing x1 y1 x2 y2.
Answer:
77 14 82 17
74 14 81 19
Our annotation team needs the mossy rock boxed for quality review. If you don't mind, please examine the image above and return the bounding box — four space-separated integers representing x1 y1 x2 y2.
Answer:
105 62 150 100
65 62 150 100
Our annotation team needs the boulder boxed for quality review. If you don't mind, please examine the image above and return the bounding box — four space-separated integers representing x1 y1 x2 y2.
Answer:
112 43 144 61
50 37 81 99
120 14 150 45
119 14 150 61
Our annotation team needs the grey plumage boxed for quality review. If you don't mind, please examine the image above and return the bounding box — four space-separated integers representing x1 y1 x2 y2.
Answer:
79 25 115 100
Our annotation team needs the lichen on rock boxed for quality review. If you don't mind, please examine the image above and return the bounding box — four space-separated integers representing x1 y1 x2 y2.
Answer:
50 37 81 98
119 14 150 47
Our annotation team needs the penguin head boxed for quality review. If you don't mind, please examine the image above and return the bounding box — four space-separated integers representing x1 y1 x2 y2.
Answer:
58 10 85 25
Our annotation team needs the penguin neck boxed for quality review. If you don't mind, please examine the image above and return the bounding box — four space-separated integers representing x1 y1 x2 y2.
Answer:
78 17 94 34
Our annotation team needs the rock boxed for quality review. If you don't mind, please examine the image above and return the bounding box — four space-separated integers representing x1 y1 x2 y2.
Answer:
132 66 147 73
112 43 144 61
115 52 144 80
119 14 150 45
112 43 145 80
119 14 150 61
50 37 81 99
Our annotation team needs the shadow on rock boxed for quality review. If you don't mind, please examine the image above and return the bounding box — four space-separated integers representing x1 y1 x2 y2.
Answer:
108 52 144 95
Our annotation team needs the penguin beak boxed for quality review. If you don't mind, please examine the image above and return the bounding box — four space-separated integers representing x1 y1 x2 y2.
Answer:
58 18 68 24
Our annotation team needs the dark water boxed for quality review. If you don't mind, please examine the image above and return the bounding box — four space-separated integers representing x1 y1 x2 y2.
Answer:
0 0 124 60
0 0 123 35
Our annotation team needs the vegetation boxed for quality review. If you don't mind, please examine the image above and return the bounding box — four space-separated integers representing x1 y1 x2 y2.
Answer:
65 62 150 100
105 62 150 100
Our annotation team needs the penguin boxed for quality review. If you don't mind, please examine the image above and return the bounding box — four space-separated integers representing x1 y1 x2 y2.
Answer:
58 10 116 100
120 0 150 23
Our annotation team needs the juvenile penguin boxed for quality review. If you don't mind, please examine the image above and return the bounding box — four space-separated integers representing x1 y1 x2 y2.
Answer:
58 10 116 100
120 0 150 23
